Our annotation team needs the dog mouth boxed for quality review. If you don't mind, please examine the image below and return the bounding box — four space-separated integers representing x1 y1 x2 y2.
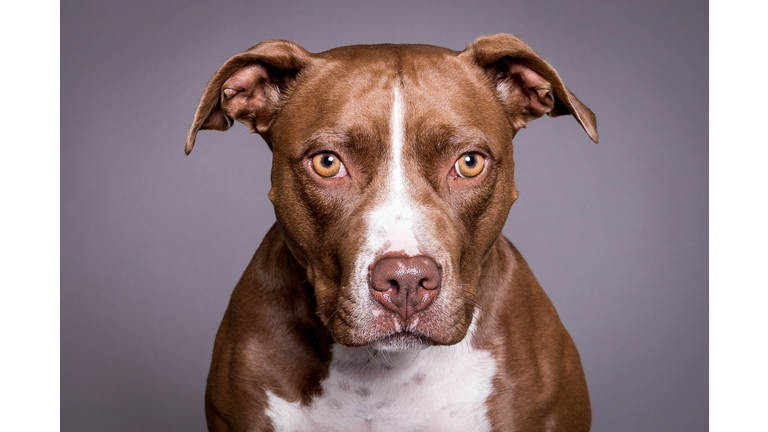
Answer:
369 330 433 352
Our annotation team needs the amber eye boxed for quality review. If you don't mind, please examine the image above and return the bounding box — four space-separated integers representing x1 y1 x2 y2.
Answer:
311 152 346 178
455 153 485 178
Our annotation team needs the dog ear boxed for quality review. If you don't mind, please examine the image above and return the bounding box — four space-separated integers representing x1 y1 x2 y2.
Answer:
461 34 598 143
185 40 311 154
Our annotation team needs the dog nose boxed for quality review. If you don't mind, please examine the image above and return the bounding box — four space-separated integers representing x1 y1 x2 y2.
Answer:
369 256 441 321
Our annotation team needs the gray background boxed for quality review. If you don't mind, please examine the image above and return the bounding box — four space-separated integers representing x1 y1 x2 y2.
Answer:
61 0 707 431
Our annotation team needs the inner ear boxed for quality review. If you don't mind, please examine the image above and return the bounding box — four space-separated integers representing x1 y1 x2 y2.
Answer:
490 59 556 130
186 61 285 154
214 63 280 134
185 39 312 155
460 33 598 143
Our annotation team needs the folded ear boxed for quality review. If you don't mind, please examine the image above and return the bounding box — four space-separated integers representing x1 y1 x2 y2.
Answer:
461 34 598 143
185 40 311 154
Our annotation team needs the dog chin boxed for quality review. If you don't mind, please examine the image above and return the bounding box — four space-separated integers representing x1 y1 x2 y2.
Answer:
370 331 432 352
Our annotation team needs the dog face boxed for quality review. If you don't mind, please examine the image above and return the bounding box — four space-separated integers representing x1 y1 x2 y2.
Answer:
186 34 597 351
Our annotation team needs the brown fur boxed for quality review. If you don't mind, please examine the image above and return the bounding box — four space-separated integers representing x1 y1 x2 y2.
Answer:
187 34 597 431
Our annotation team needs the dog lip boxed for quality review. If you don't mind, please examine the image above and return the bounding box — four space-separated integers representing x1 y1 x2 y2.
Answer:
370 330 433 351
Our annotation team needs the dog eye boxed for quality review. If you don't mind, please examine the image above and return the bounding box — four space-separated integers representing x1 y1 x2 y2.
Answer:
455 153 485 178
311 152 347 178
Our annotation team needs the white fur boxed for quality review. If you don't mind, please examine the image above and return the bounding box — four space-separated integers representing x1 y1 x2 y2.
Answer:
265 88 497 431
339 85 462 344
265 320 497 432
345 86 431 327
374 85 421 257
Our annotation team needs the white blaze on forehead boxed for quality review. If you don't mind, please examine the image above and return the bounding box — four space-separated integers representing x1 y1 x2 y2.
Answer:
347 85 426 313
367 85 421 256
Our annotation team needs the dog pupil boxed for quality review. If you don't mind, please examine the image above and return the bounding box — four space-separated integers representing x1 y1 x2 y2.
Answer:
464 155 476 167
323 155 334 167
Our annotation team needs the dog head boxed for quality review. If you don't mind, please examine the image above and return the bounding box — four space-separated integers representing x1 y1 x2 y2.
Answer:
186 34 597 351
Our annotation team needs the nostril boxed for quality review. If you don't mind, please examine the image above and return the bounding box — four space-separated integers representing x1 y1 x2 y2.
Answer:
419 276 439 290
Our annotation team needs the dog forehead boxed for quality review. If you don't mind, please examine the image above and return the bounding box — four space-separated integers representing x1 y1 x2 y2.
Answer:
269 44 513 160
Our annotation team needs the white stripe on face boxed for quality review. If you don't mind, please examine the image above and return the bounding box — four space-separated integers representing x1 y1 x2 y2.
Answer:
375 85 420 256
342 85 465 344
348 85 424 322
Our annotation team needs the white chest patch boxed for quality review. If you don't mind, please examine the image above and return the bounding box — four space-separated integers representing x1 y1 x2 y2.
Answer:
265 327 497 432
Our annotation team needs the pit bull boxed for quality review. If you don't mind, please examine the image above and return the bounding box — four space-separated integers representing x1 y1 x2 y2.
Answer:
186 33 598 432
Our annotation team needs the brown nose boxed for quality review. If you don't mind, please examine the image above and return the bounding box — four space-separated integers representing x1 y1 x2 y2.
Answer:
369 256 441 321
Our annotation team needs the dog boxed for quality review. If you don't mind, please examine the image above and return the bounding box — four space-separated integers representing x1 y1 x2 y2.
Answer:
186 33 598 432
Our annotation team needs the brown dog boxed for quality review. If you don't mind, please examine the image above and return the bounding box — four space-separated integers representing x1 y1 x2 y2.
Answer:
186 33 598 432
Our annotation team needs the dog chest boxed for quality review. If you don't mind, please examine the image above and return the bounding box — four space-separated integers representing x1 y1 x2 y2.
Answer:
265 337 497 432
